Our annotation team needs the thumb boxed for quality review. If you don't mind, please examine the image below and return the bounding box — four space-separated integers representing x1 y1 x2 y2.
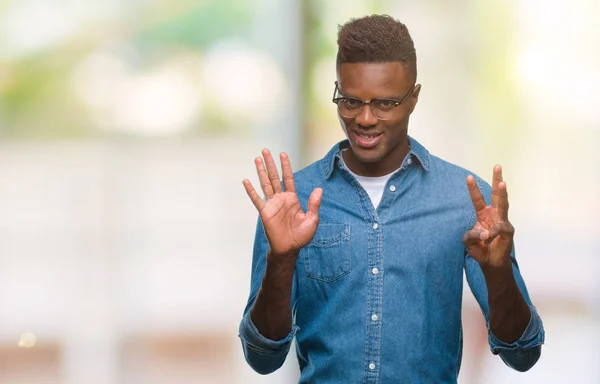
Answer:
462 228 489 247
307 188 323 216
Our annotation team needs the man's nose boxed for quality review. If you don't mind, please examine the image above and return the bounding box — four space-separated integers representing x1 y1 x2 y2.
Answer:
355 103 378 127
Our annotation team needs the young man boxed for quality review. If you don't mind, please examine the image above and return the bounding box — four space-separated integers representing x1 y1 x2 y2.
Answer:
239 14 544 383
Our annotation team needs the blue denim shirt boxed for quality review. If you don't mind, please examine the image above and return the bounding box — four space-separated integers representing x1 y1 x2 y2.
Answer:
239 137 544 383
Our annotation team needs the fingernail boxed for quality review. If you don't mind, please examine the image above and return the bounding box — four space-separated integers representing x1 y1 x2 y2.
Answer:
479 230 489 240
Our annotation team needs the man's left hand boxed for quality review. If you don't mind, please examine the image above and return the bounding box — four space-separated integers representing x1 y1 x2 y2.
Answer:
463 165 515 268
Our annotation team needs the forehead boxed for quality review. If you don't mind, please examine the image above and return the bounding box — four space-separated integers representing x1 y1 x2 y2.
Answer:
337 62 411 98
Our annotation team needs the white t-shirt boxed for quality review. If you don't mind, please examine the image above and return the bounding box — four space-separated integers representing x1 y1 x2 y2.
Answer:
340 152 399 209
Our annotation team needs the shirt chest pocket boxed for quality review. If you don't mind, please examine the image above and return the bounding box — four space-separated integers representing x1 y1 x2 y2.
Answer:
302 223 351 282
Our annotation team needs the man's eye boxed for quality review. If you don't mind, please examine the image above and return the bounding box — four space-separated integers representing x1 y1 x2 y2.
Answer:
342 99 362 109
375 100 395 110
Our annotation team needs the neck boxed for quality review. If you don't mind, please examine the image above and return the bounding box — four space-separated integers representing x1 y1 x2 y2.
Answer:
343 139 411 177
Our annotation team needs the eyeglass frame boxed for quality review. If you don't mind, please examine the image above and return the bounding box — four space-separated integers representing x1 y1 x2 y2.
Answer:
331 81 415 120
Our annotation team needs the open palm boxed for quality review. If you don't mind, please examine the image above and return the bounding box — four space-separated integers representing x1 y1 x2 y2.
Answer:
243 149 322 256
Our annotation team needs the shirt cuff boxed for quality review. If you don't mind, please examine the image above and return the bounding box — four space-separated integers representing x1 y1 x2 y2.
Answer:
238 311 299 354
489 305 545 354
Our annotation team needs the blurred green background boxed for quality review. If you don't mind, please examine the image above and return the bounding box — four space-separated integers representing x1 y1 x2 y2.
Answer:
0 0 598 383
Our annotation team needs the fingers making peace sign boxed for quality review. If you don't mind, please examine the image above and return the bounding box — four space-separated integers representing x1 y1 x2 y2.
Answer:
462 165 515 267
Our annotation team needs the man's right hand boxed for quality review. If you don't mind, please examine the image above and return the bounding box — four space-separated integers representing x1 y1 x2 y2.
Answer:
243 149 323 259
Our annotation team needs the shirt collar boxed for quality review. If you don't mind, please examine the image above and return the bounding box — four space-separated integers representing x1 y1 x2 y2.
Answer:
321 136 430 180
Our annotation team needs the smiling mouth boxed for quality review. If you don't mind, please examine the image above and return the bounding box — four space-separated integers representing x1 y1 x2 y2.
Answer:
354 131 382 148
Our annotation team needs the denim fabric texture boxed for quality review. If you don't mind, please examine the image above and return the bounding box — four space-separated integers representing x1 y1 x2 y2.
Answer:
239 137 544 383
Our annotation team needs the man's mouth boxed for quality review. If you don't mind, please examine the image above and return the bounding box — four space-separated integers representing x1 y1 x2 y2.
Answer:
354 131 383 148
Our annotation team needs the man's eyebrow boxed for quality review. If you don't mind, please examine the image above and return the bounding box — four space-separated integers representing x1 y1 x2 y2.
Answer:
336 87 357 98
375 94 403 100
338 89 402 100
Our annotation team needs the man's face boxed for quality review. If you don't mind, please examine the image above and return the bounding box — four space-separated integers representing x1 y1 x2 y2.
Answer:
336 62 420 176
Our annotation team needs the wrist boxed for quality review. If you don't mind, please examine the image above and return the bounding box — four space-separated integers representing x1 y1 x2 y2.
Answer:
481 261 518 302
267 249 299 267
480 258 512 276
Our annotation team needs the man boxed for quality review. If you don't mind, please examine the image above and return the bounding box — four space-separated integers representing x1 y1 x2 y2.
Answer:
238 14 544 383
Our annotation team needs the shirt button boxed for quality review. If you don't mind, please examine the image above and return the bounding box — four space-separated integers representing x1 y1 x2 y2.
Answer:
371 314 379 321
407 158 412 165
389 185 396 192
371 267 379 275
372 223 379 229
369 363 376 370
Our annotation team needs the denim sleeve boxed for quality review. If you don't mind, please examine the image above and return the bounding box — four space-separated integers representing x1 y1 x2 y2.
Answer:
464 177 545 372
239 311 299 374
238 217 299 374
488 305 543 372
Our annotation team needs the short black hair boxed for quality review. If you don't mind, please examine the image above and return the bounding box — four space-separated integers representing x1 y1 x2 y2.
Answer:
336 15 417 79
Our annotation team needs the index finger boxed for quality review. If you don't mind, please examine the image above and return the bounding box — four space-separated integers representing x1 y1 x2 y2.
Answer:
466 175 486 212
280 152 296 193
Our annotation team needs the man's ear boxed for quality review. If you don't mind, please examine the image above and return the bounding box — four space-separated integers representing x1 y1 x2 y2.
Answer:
409 84 421 114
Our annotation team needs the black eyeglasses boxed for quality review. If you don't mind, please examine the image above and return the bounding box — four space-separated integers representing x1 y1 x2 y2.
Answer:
332 81 414 120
